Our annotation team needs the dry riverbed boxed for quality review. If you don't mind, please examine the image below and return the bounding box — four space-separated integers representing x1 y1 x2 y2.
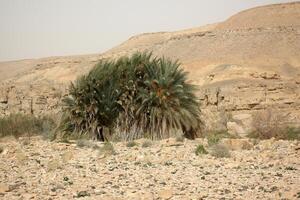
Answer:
0 136 299 199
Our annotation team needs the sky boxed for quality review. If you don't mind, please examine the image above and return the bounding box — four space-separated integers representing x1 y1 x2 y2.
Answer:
0 0 297 61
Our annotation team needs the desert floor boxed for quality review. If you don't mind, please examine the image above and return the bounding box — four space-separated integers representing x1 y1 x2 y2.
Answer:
0 137 299 200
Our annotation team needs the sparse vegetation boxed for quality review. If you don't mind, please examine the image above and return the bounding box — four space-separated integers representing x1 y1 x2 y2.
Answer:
126 141 138 147
98 142 116 156
206 130 235 146
250 109 300 140
76 139 99 149
0 114 56 138
59 137 72 144
176 135 185 142
281 127 300 140
59 52 201 141
210 144 231 158
76 139 92 148
195 144 208 155
141 140 152 148
207 134 221 146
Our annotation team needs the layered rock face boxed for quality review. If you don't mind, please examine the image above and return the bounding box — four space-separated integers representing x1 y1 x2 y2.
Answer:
0 2 300 135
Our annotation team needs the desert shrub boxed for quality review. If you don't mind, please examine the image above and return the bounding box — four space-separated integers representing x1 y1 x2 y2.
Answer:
279 127 300 140
77 139 91 148
126 141 138 147
206 130 233 146
250 109 299 140
98 142 116 156
207 134 221 146
176 135 185 142
210 144 231 158
141 140 152 148
0 114 56 138
251 109 284 139
195 144 208 155
60 52 201 141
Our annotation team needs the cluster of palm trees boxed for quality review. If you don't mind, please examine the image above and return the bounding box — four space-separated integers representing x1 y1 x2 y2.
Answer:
59 52 201 141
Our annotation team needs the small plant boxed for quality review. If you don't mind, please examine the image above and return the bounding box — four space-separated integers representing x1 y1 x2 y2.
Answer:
99 142 116 156
142 140 152 148
207 134 221 146
210 144 231 158
0 145 3 154
250 138 260 146
41 119 57 141
126 141 138 148
195 144 208 155
176 135 185 142
76 139 94 148
206 130 233 146
281 127 300 140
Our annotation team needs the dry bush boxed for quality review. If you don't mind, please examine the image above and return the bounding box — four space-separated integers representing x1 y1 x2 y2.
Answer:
210 144 231 158
0 114 56 139
280 127 300 141
175 135 185 142
195 144 208 155
141 140 152 148
206 130 234 146
126 141 138 148
98 142 116 156
77 139 94 148
251 109 289 139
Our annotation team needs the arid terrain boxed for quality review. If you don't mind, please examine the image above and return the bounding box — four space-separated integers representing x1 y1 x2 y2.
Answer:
0 2 300 200
0 2 300 134
0 137 299 199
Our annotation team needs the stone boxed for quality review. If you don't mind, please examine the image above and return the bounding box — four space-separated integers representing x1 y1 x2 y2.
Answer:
61 151 74 163
0 183 10 193
76 191 90 198
158 189 173 199
227 113 253 137
47 159 61 171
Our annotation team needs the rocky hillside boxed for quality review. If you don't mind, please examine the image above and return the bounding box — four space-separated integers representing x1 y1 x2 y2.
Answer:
0 2 300 134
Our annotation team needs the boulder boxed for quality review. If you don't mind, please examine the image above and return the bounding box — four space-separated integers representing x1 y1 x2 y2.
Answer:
227 114 253 137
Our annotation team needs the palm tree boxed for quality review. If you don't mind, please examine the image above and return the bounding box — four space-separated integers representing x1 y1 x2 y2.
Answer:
60 60 122 140
59 52 201 141
133 57 201 139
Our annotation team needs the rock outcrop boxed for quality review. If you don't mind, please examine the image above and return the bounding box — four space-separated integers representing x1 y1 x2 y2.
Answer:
0 2 300 135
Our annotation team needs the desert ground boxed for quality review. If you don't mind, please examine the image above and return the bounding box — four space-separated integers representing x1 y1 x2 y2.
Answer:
0 137 299 200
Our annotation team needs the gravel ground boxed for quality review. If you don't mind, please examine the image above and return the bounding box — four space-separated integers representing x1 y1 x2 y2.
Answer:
0 136 299 200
